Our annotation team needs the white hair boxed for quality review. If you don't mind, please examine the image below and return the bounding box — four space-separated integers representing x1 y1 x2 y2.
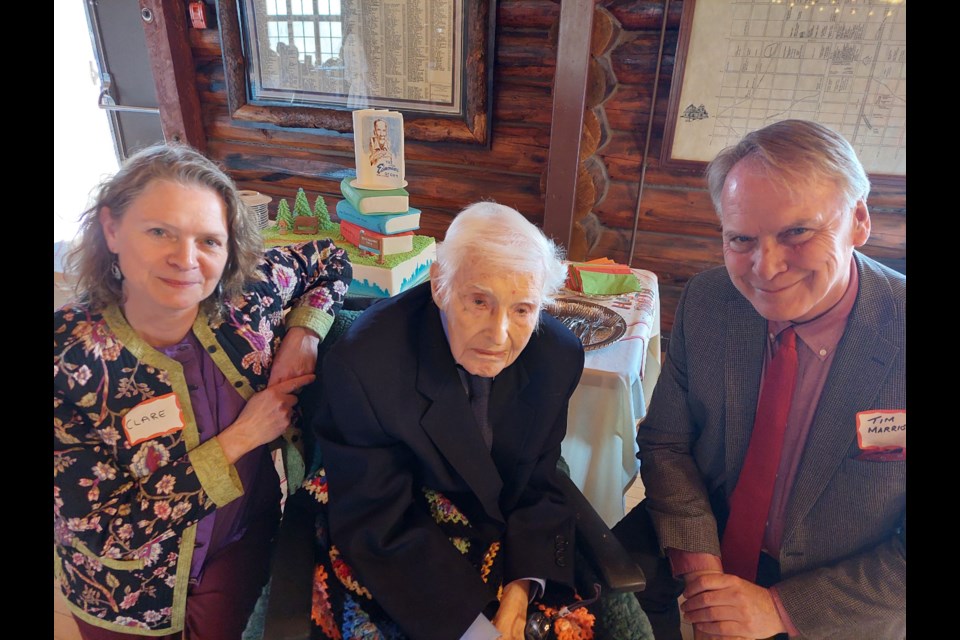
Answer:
433 201 567 309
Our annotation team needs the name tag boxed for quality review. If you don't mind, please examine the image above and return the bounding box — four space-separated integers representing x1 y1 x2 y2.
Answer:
856 410 906 452
123 393 185 445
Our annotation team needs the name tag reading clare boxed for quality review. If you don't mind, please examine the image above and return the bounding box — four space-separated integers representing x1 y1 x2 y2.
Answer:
856 410 906 452
122 393 185 446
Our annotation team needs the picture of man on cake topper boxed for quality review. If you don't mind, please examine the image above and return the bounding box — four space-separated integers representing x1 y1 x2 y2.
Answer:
368 118 399 178
352 109 405 190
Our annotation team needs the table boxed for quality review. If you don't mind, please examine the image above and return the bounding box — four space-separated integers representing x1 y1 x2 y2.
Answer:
560 269 661 527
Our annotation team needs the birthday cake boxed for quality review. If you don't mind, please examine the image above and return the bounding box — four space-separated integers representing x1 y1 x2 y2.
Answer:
261 109 436 298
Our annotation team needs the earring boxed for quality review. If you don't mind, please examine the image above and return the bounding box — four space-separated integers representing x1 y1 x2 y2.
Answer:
110 259 123 281
215 281 224 300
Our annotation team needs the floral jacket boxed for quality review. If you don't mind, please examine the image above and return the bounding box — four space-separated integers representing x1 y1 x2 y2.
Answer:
53 240 351 634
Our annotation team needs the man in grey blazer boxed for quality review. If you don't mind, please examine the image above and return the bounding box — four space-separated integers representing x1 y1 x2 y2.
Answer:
613 120 905 639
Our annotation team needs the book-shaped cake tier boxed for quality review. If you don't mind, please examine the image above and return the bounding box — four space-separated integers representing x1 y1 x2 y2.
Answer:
262 109 436 298
262 223 436 299
260 184 434 298
340 177 408 214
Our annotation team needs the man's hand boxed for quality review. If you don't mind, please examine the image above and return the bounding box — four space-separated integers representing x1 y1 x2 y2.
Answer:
268 326 321 386
681 572 786 639
492 579 531 640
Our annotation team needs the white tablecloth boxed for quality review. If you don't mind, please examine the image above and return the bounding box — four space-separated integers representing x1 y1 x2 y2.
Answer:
560 269 661 527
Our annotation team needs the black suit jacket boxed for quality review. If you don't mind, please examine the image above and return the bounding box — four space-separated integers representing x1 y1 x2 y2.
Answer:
311 283 584 639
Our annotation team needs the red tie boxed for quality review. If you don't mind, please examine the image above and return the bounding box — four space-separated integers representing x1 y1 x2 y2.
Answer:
721 327 798 581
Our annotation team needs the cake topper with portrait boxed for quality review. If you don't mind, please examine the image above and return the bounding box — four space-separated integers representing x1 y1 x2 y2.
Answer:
352 109 406 190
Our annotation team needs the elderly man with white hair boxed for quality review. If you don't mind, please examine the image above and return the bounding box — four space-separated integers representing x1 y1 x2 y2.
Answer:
306 202 600 639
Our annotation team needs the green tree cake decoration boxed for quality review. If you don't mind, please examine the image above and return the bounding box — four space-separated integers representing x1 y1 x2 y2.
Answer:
275 198 293 232
293 187 312 219
313 194 337 231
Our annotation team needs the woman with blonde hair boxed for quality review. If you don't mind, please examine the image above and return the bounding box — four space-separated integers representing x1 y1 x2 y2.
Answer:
54 143 351 639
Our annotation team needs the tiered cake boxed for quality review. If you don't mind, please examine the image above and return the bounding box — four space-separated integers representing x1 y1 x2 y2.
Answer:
261 109 436 298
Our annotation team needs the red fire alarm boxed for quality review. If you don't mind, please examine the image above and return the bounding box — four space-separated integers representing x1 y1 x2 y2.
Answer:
189 1 209 29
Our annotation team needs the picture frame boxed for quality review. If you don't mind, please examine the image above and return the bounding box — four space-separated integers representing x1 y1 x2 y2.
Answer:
215 0 495 145
661 0 906 185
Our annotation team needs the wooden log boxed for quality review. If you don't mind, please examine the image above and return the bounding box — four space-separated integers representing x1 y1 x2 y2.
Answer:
202 116 553 178
498 0 561 29
593 184 720 234
564 168 593 261
585 55 618 109
189 27 222 59
862 211 907 253
580 123 599 165
585 155 611 208
603 0 685 31
599 131 702 185
578 211 604 254
609 31 677 86
574 164 597 219
596 107 613 153
209 137 546 201
603 90 673 133
496 32 557 76
195 59 231 99
582 109 602 159
858 251 905 275
601 84 654 127
498 29 560 50
591 6 621 57
494 86 558 126
141 0 206 149
201 100 553 174
591 228 723 284
496 67 557 88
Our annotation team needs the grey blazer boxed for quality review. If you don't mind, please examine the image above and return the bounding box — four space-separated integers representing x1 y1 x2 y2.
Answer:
638 251 905 639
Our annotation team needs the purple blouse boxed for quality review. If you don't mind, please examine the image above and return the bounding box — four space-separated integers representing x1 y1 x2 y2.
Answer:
161 331 280 582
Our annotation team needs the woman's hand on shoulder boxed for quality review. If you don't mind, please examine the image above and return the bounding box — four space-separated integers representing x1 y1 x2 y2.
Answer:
268 326 321 386
217 373 315 463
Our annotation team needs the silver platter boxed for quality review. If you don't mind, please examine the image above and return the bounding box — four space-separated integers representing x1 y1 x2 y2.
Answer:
545 298 627 351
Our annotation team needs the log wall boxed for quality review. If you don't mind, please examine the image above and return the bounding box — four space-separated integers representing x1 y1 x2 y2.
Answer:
188 0 906 335
581 0 906 331
190 0 563 242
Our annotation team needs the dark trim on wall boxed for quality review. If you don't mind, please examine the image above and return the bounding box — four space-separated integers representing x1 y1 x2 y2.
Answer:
139 0 206 150
542 0 593 249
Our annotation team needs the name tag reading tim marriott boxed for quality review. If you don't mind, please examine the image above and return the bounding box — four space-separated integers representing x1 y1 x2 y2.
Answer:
856 410 906 454
123 393 185 445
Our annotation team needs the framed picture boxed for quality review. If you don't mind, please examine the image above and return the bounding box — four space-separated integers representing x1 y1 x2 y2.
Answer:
662 0 906 183
216 0 494 144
